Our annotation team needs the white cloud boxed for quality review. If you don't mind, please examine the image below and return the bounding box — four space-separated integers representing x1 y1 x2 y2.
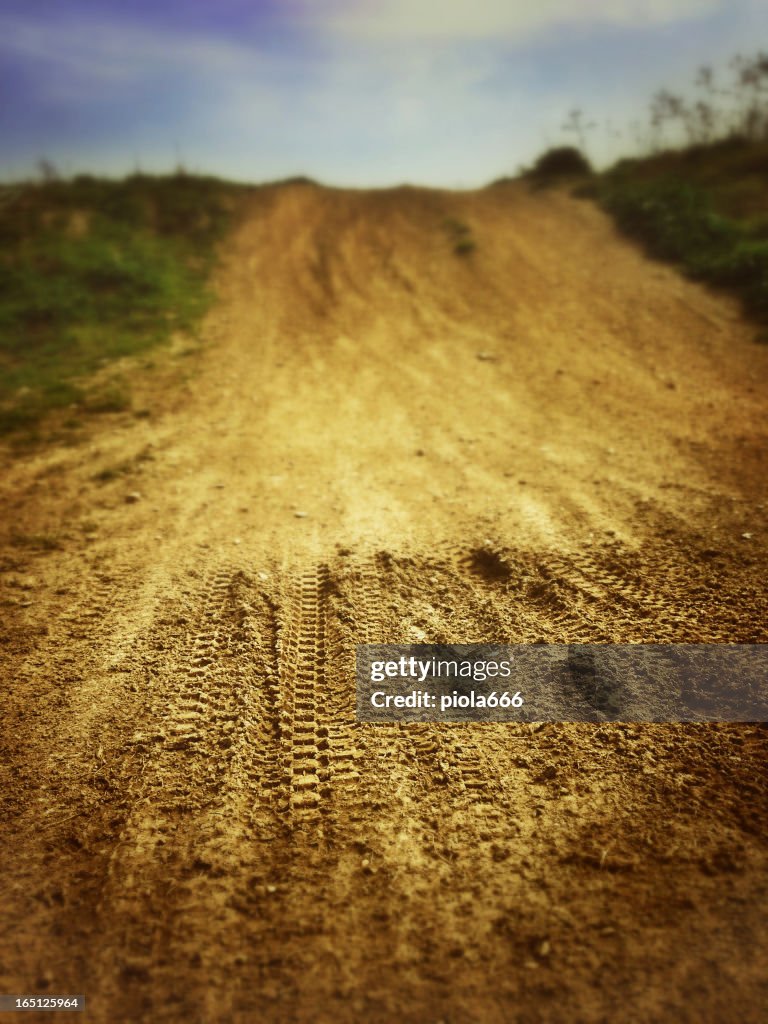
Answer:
0 13 281 95
304 0 723 41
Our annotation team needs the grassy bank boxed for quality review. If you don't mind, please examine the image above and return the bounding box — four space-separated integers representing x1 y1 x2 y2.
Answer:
0 172 246 437
586 140 768 339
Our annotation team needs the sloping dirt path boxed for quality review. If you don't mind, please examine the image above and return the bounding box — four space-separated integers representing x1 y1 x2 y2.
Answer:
1 181 767 1023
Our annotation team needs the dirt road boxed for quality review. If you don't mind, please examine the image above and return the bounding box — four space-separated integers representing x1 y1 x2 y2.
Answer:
1 181 767 1023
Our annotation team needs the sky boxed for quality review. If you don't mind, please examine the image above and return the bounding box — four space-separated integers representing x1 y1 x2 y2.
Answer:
1 0 767 186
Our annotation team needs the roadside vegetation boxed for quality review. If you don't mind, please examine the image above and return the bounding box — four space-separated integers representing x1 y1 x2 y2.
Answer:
0 170 246 438
524 146 592 187
529 52 768 338
596 142 768 334
442 216 477 256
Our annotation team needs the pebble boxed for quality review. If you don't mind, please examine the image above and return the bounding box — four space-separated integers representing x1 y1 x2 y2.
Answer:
125 492 141 504
294 511 308 519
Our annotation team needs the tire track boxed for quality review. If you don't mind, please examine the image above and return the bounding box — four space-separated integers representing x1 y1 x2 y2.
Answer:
277 566 332 831
371 549 506 802
535 549 666 634
452 541 618 642
90 564 284 1019
57 567 135 642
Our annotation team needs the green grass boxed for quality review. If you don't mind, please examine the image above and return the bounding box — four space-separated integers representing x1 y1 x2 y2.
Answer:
0 172 245 436
442 216 477 256
586 140 768 337
453 237 477 256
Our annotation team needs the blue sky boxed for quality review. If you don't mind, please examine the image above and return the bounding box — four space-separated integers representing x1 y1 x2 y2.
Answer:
1 0 766 185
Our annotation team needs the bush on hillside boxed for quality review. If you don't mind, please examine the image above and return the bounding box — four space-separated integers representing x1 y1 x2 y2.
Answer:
528 147 593 180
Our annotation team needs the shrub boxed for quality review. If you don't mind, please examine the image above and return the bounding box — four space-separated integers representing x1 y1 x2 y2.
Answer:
528 147 593 180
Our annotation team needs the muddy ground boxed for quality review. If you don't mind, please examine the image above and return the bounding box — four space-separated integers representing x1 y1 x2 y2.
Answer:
0 181 766 1023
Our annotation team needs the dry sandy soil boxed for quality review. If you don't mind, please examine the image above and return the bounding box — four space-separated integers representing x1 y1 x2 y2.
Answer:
0 181 767 1023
